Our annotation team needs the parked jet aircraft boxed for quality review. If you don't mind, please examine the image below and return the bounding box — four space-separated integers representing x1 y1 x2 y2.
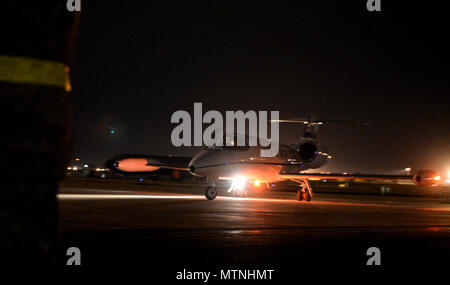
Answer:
106 119 440 201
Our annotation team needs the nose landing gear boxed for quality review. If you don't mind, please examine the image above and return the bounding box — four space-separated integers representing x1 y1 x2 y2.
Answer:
205 182 217 200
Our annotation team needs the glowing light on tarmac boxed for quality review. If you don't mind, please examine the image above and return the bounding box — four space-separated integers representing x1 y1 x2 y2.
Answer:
56 193 450 212
57 193 305 203
58 194 204 200
57 193 298 203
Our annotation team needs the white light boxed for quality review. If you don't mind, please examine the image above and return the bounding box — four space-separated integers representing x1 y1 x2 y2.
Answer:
228 176 247 192
67 167 72 170
84 164 88 168
233 176 247 190
72 167 78 171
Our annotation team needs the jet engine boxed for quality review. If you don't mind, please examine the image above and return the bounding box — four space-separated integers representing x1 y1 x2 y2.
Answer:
413 170 440 186
297 141 331 169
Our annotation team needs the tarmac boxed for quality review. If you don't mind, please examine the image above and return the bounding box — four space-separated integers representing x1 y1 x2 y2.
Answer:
57 177 450 274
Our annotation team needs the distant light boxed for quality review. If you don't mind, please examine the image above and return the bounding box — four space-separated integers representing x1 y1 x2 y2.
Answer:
110 130 115 134
139 178 144 182
72 167 78 171
434 176 441 181
322 179 327 182
405 167 411 171
67 167 72 170
84 164 88 168
95 168 101 172
254 180 261 187
75 158 80 161
271 184 276 187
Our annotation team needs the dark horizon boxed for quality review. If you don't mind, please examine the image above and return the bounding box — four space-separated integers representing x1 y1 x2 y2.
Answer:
70 1 449 174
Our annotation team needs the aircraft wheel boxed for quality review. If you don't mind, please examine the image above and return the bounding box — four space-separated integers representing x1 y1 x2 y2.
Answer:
303 191 312 202
205 186 217 200
297 190 304 201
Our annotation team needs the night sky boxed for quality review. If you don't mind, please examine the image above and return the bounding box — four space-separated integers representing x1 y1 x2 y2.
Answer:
70 1 449 174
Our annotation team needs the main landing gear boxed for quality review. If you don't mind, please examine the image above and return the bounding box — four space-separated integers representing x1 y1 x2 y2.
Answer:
292 179 313 202
204 182 217 200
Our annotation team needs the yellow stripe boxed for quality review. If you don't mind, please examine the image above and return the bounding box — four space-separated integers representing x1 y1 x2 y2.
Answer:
0 55 72 91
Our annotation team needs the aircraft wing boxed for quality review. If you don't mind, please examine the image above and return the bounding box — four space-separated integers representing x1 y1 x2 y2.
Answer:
279 172 412 181
106 154 191 174
279 170 441 187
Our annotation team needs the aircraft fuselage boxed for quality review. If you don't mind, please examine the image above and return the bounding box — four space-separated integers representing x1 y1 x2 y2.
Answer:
188 143 313 182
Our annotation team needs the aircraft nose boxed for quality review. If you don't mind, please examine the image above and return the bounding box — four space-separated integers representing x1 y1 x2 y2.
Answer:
188 155 199 175
188 150 214 175
188 154 203 174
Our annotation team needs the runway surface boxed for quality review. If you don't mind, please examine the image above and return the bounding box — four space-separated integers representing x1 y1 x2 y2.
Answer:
57 179 450 273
